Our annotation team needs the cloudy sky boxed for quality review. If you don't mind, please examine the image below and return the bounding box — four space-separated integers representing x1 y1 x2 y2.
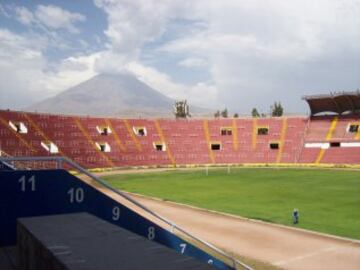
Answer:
0 0 359 114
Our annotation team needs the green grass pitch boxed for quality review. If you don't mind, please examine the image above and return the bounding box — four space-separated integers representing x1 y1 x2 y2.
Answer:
103 168 360 239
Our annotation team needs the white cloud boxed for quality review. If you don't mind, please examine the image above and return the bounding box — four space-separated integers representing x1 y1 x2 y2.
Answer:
35 5 85 33
0 29 47 109
91 0 219 108
42 53 100 95
95 0 161 54
158 0 360 113
14 6 34 25
0 28 99 109
126 61 218 108
94 0 190 57
13 4 86 33
1 0 359 114
178 57 207 68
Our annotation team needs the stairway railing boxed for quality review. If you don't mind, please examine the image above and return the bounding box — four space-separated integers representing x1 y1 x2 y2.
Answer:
0 156 252 270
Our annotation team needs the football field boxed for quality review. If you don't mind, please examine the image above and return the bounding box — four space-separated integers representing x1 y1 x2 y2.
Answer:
103 167 360 239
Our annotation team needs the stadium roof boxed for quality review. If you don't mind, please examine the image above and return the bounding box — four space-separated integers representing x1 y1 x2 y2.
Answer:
302 91 360 115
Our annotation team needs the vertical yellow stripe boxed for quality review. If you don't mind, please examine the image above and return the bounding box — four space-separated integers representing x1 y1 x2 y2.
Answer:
252 118 257 149
203 120 215 163
0 149 12 157
24 114 51 141
0 116 36 152
74 118 115 167
316 116 338 164
276 118 288 163
154 120 176 165
123 119 142 152
232 119 238 151
355 129 360 140
315 149 326 164
105 119 126 152
325 117 338 140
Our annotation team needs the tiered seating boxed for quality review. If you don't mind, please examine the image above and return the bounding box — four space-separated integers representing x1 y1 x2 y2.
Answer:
127 119 170 166
0 110 359 167
107 118 143 166
207 119 236 164
321 147 360 164
0 111 47 157
254 118 282 163
235 118 254 163
159 119 211 164
299 115 360 164
331 116 360 141
305 116 333 141
278 117 307 163
298 148 320 163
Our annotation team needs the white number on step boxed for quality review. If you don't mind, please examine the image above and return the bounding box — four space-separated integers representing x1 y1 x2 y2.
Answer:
67 188 84 203
112 206 121 221
147 226 155 240
180 243 187 254
19 175 36 192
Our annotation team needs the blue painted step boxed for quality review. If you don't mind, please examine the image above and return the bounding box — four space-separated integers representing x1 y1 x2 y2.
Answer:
0 169 235 270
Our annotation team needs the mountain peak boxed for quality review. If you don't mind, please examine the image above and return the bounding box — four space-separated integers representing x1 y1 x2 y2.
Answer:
27 73 176 117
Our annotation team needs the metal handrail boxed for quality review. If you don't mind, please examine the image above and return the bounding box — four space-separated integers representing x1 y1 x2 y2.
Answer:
0 156 252 270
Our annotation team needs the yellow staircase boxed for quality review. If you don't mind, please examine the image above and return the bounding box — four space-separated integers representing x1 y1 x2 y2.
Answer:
24 113 66 156
252 118 258 149
74 118 115 167
203 120 215 164
276 118 288 163
232 119 239 151
315 117 338 164
0 116 36 153
123 120 142 152
105 119 126 152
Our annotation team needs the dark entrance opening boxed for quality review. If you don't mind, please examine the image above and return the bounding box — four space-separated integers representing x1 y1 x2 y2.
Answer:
330 142 340 147
211 143 221 150
269 143 279 149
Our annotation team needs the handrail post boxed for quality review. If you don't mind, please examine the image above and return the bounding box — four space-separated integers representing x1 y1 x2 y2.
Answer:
56 157 63 169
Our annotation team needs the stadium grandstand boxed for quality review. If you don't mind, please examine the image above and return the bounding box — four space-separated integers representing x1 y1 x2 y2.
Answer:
1 91 360 270
0 91 359 169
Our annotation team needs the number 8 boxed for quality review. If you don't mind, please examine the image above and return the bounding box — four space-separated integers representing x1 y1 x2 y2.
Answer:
148 226 155 240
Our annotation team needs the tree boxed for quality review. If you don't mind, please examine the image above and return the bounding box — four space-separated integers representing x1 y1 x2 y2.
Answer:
214 110 220 118
221 108 228 118
173 100 191 118
233 113 239 118
251 108 260 118
271 102 284 117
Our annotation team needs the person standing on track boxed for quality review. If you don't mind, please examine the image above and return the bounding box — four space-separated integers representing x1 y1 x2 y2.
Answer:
293 208 299 224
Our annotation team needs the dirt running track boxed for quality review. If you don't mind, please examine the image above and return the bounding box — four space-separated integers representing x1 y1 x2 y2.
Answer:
83 170 360 270
127 194 360 270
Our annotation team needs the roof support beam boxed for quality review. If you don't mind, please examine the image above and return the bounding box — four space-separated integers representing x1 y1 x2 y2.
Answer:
303 91 360 116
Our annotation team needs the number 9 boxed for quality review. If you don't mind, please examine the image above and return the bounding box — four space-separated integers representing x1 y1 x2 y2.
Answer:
112 206 121 221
